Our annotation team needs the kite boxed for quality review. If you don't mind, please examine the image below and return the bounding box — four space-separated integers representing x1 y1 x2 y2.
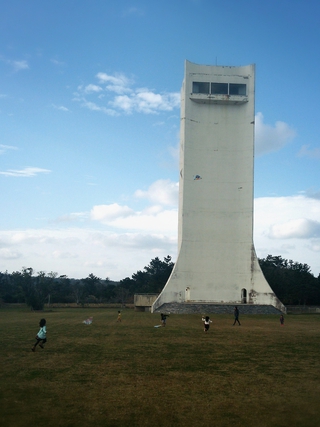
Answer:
83 317 93 325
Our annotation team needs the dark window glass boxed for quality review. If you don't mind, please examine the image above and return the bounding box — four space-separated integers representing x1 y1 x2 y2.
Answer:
211 83 228 95
192 82 210 94
229 83 246 95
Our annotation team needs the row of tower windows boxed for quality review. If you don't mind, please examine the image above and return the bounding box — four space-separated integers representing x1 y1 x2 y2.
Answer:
192 82 247 96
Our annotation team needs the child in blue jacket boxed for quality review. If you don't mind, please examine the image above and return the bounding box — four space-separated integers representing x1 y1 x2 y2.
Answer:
32 318 47 352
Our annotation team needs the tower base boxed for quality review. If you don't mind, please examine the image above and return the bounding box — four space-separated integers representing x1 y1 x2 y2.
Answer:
153 302 286 315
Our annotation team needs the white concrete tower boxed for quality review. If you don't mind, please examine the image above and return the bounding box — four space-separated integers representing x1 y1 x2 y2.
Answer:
152 60 285 313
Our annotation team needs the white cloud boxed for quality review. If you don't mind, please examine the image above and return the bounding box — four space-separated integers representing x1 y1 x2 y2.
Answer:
96 72 132 91
50 58 65 66
2 182 320 279
10 231 59 245
91 203 134 221
89 180 179 233
307 242 320 252
254 195 320 274
106 209 177 233
0 167 51 177
13 60 29 71
78 99 118 116
52 104 70 112
111 91 180 114
0 248 22 260
83 84 103 94
122 7 144 17
269 218 320 239
0 56 29 72
140 91 178 113
110 95 133 112
80 100 101 111
0 228 177 280
0 144 18 155
255 112 296 155
135 179 179 206
75 72 180 115
55 212 88 223
298 144 320 160
90 201 177 233
52 250 78 259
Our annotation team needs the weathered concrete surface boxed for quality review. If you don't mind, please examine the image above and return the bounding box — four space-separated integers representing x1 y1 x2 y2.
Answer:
134 294 158 312
154 303 283 315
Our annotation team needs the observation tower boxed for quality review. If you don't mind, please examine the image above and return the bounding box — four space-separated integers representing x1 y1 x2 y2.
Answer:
152 61 285 314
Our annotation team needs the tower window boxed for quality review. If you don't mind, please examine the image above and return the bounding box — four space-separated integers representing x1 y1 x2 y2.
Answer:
192 82 247 97
229 83 246 95
211 83 228 95
192 82 210 94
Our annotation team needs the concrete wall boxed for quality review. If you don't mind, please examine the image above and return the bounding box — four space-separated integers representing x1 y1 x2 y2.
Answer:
153 303 283 315
134 294 159 312
152 61 285 313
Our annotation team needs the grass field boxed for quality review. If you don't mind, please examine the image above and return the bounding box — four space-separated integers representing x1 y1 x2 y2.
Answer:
0 307 319 427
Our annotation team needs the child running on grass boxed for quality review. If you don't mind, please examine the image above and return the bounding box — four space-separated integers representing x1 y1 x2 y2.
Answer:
32 318 47 352
202 316 212 332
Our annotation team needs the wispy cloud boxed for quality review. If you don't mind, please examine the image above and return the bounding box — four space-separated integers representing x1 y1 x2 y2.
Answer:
122 7 145 17
298 144 320 160
51 104 70 112
50 58 65 67
255 112 296 155
83 84 103 94
0 56 29 72
0 144 18 155
74 72 180 116
0 167 51 177
54 212 88 223
78 99 118 116
12 60 29 71
96 72 132 93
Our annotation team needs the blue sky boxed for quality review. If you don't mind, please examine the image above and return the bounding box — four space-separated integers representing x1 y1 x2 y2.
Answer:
1 0 320 280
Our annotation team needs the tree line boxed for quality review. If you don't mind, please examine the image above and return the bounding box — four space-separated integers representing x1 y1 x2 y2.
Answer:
0 255 319 310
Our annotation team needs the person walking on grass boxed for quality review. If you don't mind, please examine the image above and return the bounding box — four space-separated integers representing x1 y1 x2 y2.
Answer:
202 316 212 332
161 313 169 327
32 318 47 352
117 310 122 322
233 306 241 326
280 314 284 325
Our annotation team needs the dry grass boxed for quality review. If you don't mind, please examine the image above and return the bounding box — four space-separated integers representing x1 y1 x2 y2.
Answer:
0 307 319 427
